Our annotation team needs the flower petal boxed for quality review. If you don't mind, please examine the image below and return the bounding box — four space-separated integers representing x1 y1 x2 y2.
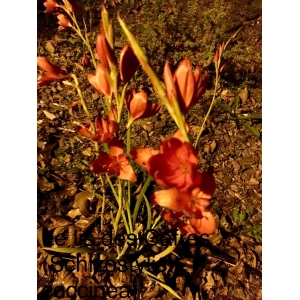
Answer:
109 137 124 157
87 63 112 97
120 44 140 83
148 138 198 191
118 163 137 182
189 212 216 234
152 189 185 212
174 58 195 113
90 154 118 174
126 90 148 121
130 147 159 172
163 60 177 104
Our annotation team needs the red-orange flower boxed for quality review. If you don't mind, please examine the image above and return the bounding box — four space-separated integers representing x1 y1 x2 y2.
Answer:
57 14 72 30
96 27 116 71
90 138 136 182
125 89 160 124
151 170 216 216
162 209 216 235
87 63 112 97
130 136 199 192
37 56 69 87
164 58 208 114
43 0 59 13
129 147 159 172
77 113 117 143
65 0 78 13
153 169 216 235
119 45 139 84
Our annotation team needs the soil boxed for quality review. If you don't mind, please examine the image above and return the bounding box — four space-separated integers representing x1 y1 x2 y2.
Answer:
37 1 262 299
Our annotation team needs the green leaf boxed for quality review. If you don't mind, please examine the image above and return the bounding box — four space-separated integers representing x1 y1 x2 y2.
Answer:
241 224 262 238
67 167 81 174
248 114 262 119
232 208 239 223
232 94 241 110
218 102 231 113
244 123 261 137
239 212 247 223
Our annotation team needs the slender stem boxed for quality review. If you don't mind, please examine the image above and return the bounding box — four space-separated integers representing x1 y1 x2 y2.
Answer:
63 76 99 153
194 73 219 148
61 0 97 68
125 124 133 233
143 195 152 230
105 174 118 201
132 175 153 226
126 182 133 233
99 175 106 231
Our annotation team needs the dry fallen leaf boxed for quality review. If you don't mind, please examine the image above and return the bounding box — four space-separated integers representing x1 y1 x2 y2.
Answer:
239 87 249 105
73 191 94 217
45 41 56 53
37 176 55 192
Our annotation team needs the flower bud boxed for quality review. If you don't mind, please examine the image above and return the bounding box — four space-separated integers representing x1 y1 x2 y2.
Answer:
81 54 90 67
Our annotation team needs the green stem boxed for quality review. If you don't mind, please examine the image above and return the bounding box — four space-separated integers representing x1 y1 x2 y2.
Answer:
194 74 219 148
61 0 97 68
132 175 153 226
105 174 118 200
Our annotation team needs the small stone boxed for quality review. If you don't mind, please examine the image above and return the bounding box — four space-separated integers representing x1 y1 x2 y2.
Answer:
249 177 259 185
43 110 56 120
82 148 92 156
223 175 232 185
45 41 55 53
143 125 152 132
92 93 100 100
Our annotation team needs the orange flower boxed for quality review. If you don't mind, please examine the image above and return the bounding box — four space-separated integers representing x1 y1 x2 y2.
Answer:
37 56 69 87
125 89 160 124
151 170 216 216
87 63 112 97
65 0 78 13
57 14 72 30
164 58 208 114
162 209 216 235
96 28 116 71
77 113 118 143
43 0 59 13
90 138 136 182
153 169 216 235
119 45 139 84
134 137 199 192
129 147 159 172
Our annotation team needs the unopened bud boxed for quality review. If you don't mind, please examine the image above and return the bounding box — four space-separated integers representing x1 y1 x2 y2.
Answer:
81 54 90 67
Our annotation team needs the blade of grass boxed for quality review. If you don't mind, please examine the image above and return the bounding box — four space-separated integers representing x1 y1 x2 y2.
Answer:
142 269 182 299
